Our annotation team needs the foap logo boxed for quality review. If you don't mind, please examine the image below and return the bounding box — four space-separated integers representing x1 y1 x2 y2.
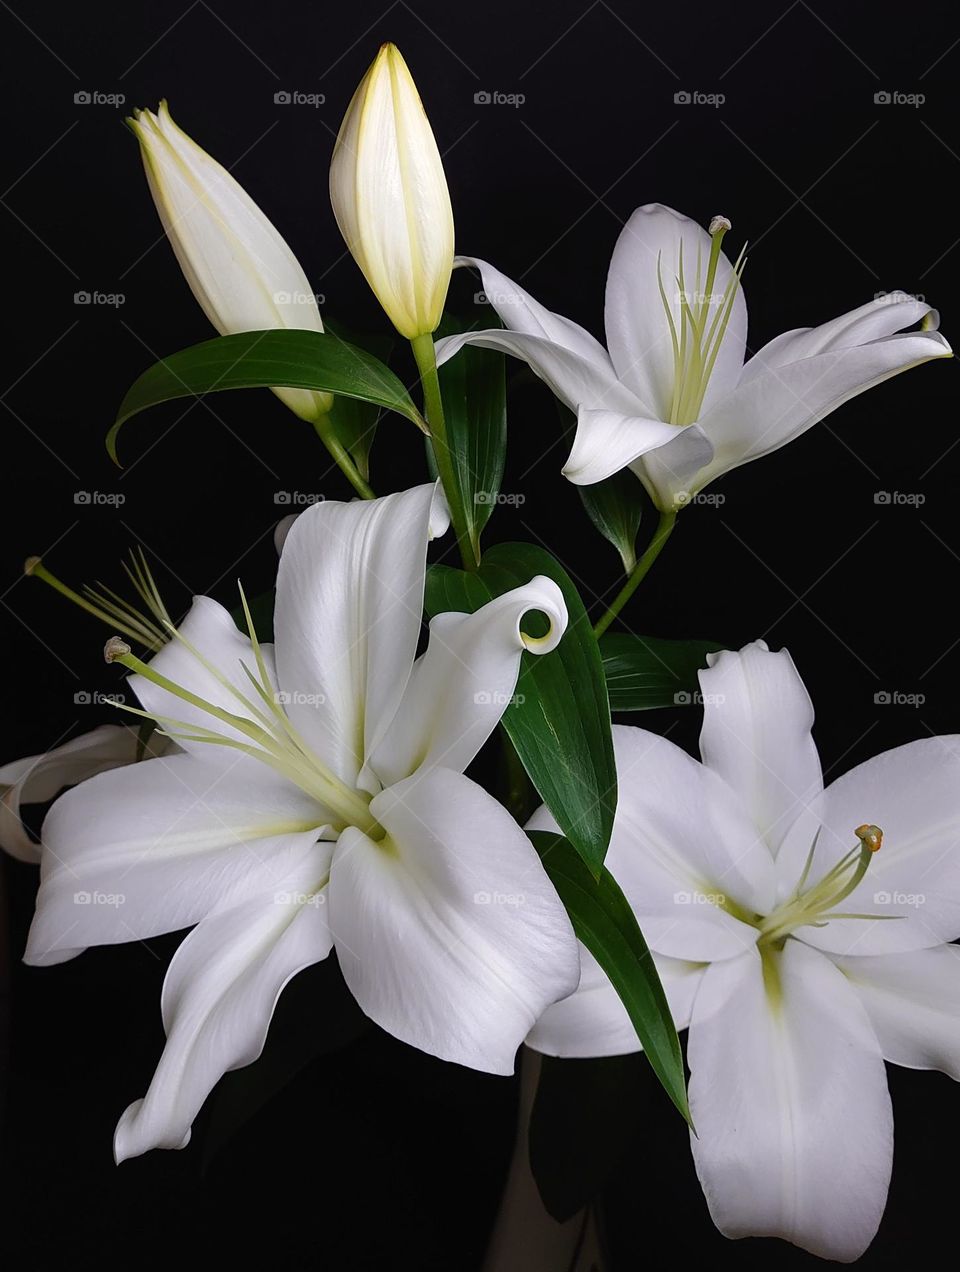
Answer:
474 491 525 506
874 690 926 708
874 290 925 306
274 90 325 107
474 890 525 906
675 490 725 507
874 889 925 908
74 690 126 706
74 491 126 506
274 890 326 907
473 90 525 108
874 90 925 108
674 89 725 108
274 491 326 506
674 690 726 706
74 90 125 108
473 289 524 308
874 490 926 507
273 289 325 306
74 890 125 907
74 290 125 307
474 690 525 706
674 890 726 906
273 690 327 708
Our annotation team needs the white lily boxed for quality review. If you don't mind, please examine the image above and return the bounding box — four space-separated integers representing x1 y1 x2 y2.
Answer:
527 640 960 1262
1 725 169 864
131 101 332 423
329 44 454 339
25 484 579 1162
436 204 951 509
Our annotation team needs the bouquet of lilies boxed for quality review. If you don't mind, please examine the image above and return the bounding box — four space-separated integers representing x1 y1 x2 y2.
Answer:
3 43 957 1266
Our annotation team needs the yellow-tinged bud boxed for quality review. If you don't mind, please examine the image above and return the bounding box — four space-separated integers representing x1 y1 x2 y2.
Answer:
329 44 454 339
129 100 332 422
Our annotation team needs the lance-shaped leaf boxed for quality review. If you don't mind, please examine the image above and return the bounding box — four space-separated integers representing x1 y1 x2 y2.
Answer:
601 632 724 712
432 314 507 565
109 329 425 463
559 404 644 573
529 829 689 1126
425 544 616 874
322 320 394 480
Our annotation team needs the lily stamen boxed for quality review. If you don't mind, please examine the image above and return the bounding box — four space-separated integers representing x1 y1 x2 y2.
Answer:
657 215 747 428
26 549 172 651
759 824 889 948
103 600 383 836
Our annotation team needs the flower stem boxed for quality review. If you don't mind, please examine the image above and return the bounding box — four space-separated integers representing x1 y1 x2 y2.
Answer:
311 414 376 500
410 332 474 570
593 509 677 638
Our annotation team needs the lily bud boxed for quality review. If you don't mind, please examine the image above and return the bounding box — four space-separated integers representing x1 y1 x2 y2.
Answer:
329 44 454 339
129 101 332 421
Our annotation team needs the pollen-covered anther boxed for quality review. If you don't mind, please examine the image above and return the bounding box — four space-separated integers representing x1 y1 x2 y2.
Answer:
709 215 732 236
854 823 883 853
23 555 42 576
104 636 132 664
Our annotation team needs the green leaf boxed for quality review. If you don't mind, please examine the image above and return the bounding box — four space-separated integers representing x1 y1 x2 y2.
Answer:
425 544 616 875
109 329 424 463
322 321 394 479
529 830 690 1125
558 403 644 572
579 467 645 574
434 314 507 566
601 632 724 712
529 1053 649 1222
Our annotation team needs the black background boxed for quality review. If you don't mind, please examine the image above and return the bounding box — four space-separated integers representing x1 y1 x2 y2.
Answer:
2 0 959 1267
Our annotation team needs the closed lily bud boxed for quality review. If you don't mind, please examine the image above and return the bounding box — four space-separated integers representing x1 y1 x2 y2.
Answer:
130 101 332 421
329 44 454 339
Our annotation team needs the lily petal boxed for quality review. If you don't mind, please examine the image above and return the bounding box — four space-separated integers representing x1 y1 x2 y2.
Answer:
698 642 823 858
688 941 892 1262
274 484 448 789
114 849 333 1161
130 594 278 764
604 204 746 421
779 737 960 955
833 944 960 1079
0 724 162 864
528 725 773 961
366 576 566 787
526 946 703 1059
740 293 948 377
563 410 712 487
694 325 951 490
435 327 642 422
25 751 326 966
328 767 579 1074
449 256 615 372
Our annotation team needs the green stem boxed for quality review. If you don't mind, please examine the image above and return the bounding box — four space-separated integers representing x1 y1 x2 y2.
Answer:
410 332 474 570
312 414 376 500
593 509 677 638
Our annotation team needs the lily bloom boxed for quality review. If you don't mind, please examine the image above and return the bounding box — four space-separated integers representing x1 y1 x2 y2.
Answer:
528 641 960 1261
436 204 951 509
329 44 454 339
130 101 332 422
25 484 579 1161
